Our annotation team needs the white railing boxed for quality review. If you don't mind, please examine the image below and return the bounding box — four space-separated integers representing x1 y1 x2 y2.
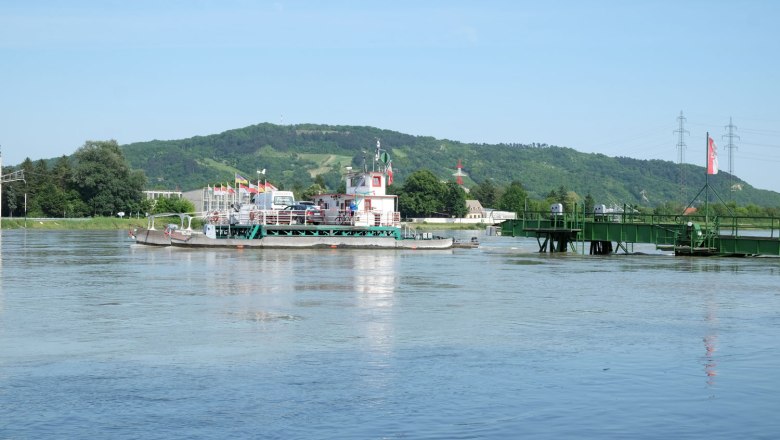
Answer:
204 207 402 227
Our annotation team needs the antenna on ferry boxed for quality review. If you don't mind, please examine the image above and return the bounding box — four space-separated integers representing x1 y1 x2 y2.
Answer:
372 139 381 171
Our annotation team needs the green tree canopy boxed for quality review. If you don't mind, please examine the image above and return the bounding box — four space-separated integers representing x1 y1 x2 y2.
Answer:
301 183 327 201
52 155 73 188
152 196 195 214
498 181 528 213
472 178 498 208
72 140 147 216
584 193 595 214
444 182 468 217
398 169 446 217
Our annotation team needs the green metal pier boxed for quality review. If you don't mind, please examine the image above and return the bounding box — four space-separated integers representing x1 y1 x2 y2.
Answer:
500 209 780 257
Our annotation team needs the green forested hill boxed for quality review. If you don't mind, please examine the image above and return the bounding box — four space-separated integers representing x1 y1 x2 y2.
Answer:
121 123 780 207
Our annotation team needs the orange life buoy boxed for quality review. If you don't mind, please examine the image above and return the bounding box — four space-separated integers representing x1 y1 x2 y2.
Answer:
210 211 220 222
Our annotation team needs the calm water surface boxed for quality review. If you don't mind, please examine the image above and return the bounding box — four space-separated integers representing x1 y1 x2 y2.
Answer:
1 229 779 439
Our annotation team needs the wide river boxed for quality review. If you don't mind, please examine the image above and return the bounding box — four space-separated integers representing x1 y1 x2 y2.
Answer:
1 229 779 439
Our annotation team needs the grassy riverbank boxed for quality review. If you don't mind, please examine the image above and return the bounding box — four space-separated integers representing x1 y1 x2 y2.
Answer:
1 217 149 230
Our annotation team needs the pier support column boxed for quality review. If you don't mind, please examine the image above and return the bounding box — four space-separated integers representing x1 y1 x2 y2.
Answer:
537 232 572 253
589 240 613 255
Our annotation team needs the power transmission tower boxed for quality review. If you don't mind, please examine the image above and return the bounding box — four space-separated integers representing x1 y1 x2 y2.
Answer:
722 116 740 201
673 110 689 204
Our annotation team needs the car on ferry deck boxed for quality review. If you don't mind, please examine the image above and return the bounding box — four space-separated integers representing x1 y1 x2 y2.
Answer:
282 203 325 225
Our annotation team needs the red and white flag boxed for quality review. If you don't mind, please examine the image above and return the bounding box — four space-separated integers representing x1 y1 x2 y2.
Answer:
386 161 394 185
240 184 257 194
707 136 719 175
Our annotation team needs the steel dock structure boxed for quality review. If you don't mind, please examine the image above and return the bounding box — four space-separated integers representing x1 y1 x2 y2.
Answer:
500 209 780 257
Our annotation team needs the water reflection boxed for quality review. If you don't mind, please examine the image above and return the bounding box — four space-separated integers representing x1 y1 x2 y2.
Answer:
354 251 399 350
178 248 401 347
703 299 719 387
704 334 718 385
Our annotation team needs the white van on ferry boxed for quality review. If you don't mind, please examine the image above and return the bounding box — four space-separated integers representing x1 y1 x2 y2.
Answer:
253 190 295 210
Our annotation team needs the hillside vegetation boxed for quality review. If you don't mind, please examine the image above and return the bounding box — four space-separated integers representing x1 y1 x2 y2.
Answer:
116 123 780 208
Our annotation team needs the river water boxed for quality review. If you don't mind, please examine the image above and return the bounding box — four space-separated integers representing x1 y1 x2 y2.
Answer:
1 229 779 439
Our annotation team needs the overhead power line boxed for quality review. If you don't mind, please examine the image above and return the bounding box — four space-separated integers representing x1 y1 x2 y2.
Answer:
741 141 780 149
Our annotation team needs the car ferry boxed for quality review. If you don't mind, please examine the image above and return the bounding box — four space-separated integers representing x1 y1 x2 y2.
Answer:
131 144 454 250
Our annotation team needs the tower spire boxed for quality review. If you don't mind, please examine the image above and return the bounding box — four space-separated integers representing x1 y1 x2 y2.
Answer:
452 159 467 185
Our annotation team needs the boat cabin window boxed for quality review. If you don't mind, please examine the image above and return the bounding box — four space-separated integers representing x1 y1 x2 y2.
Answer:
372 176 381 187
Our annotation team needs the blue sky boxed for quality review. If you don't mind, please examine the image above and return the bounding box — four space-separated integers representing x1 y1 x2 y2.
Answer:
2 0 780 192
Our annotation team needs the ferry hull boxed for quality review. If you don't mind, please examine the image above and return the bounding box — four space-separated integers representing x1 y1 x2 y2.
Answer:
131 228 171 246
169 234 453 250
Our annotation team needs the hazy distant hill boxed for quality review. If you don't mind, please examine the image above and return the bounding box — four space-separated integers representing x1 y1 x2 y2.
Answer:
121 123 780 207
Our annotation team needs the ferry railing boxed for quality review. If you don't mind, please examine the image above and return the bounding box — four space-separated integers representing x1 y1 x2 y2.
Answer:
319 210 401 227
364 210 401 227
256 210 304 226
149 212 196 231
515 208 701 245
719 215 779 238
205 209 302 226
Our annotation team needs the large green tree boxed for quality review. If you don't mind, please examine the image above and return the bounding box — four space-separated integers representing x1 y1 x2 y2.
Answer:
52 155 73 188
36 182 65 217
2 181 22 217
583 193 595 214
398 169 446 217
2 158 35 217
72 140 147 216
498 181 528 213
472 178 498 208
301 183 326 201
444 181 468 217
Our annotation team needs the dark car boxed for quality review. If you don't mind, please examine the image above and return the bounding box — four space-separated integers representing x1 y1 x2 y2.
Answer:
283 203 324 224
